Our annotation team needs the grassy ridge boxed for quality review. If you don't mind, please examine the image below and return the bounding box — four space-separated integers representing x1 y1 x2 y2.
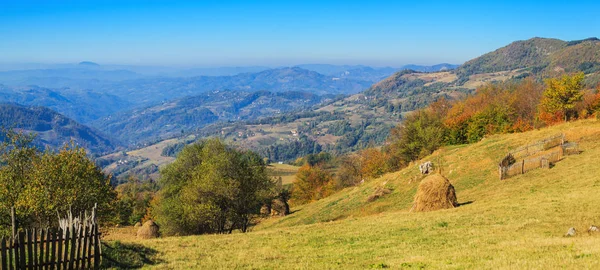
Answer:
104 119 600 269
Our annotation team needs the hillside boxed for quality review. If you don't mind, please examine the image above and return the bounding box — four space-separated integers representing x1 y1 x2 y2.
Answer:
296 64 459 82
0 103 120 154
104 119 600 268
455 37 600 82
96 37 600 179
92 90 331 145
0 85 131 123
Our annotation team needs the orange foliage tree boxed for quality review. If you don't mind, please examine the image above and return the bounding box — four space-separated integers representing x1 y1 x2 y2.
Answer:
291 164 335 204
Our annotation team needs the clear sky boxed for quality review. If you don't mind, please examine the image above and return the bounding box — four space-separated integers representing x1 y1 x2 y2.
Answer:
0 0 598 67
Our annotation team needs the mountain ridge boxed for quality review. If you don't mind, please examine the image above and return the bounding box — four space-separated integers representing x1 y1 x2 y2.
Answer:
0 103 120 154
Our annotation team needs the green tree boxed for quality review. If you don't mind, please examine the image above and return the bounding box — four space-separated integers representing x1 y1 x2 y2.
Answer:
19 144 116 227
385 110 446 167
0 131 115 236
540 72 585 122
153 139 274 235
0 130 39 236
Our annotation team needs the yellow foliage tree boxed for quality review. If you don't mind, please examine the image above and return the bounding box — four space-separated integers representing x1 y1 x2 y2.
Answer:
539 72 585 123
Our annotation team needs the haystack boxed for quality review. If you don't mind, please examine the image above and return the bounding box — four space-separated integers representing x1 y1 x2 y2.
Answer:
260 204 271 216
412 174 458 212
136 220 160 239
270 198 290 216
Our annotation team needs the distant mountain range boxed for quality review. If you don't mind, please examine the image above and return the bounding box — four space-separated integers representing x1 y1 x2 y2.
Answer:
0 103 119 154
92 90 332 145
0 85 130 123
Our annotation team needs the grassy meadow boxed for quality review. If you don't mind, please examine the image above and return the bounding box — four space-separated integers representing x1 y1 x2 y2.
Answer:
103 119 600 269
267 163 300 186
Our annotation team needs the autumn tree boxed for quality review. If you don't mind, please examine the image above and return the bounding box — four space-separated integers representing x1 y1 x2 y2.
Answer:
539 72 585 123
291 164 334 204
358 148 388 179
114 175 158 225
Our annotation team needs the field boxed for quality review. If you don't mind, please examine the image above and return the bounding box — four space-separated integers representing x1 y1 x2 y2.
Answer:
268 163 300 185
103 119 600 269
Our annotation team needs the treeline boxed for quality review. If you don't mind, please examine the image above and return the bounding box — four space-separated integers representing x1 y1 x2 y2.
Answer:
386 73 599 169
288 73 600 205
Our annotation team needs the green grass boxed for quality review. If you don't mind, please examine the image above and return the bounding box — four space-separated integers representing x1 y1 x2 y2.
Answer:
104 119 600 269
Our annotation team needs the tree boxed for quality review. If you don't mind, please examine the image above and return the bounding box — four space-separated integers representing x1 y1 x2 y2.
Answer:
153 139 275 235
0 130 39 236
539 72 585 123
0 130 115 236
385 109 446 167
335 154 363 188
291 164 334 204
19 144 116 227
359 148 388 179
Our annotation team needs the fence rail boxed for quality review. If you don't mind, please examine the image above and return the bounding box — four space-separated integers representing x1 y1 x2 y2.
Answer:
0 207 101 270
498 133 578 180
509 133 565 159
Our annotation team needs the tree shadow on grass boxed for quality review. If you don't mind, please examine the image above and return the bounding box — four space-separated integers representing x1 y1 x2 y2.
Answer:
101 241 163 269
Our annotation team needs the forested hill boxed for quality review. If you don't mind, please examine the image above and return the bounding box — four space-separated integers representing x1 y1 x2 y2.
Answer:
92 90 332 145
364 37 600 110
0 103 120 154
455 37 600 82
0 84 131 123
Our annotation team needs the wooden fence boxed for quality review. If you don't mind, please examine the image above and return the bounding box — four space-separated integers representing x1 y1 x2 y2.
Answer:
0 208 101 270
498 133 579 180
509 133 565 159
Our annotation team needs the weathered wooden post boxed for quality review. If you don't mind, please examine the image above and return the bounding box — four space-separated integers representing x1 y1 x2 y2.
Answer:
10 207 16 239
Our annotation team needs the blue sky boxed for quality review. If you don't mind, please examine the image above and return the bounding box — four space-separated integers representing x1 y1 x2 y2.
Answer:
0 0 598 67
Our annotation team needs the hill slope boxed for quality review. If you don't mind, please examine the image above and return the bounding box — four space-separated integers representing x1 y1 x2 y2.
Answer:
105 119 600 269
0 103 120 154
92 90 330 145
0 85 131 123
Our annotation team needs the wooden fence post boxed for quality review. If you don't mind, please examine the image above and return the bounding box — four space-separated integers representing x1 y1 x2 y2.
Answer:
93 225 100 269
63 227 70 270
18 231 25 269
1 237 7 270
10 208 16 240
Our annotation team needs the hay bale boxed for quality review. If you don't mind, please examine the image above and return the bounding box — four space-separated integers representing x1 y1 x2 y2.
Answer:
367 186 392 202
412 174 458 212
260 204 271 216
270 198 290 216
136 220 159 239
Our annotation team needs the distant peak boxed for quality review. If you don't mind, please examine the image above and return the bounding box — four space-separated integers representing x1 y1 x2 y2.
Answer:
78 61 100 66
